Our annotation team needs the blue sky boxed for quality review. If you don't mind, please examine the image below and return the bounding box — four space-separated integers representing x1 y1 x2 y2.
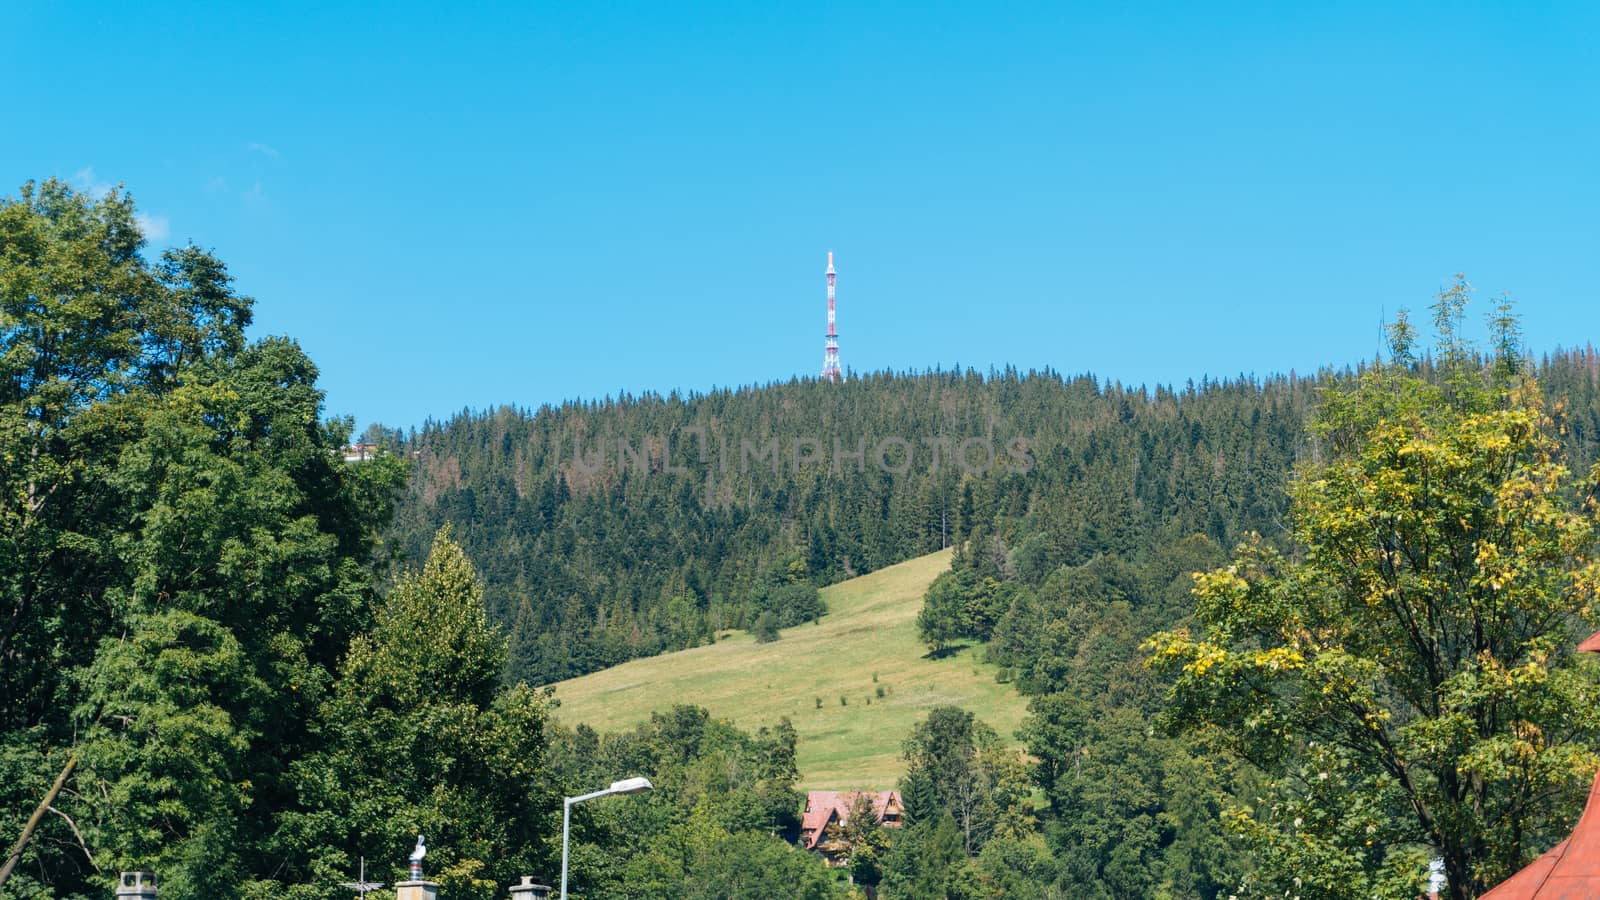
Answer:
4 2 1598 429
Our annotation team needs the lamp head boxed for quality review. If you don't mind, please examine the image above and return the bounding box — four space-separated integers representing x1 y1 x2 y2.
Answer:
608 776 654 795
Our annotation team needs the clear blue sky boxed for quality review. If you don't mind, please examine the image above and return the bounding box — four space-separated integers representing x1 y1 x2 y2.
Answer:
5 2 1598 429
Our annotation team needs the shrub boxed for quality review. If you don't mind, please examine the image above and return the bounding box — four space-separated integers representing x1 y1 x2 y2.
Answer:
754 612 781 643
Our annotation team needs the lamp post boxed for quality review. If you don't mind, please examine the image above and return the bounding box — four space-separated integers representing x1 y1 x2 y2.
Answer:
560 776 653 899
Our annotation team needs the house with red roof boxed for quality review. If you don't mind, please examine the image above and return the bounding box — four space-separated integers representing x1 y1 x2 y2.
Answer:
799 790 904 865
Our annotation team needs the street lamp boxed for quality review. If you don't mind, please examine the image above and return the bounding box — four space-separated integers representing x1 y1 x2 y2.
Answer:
560 776 653 899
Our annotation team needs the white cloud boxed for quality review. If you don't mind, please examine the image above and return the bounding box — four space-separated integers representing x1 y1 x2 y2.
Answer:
71 166 116 198
70 168 171 243
205 175 228 193
246 141 281 159
135 213 170 242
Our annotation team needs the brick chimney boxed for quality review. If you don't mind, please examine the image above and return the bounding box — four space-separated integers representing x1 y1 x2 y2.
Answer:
394 878 438 900
114 872 157 899
509 876 552 900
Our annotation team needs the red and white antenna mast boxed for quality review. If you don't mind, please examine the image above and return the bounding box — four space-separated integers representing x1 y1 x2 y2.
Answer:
821 251 842 381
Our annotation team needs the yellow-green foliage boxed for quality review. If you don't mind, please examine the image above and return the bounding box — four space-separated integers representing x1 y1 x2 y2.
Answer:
1147 293 1600 899
551 549 1028 789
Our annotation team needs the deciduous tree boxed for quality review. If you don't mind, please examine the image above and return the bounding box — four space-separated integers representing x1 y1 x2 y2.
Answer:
1147 291 1600 897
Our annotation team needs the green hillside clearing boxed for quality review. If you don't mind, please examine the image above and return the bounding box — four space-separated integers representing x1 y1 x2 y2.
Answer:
549 548 1029 790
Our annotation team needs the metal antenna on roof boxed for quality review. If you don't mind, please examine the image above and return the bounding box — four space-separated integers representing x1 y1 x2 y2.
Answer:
339 856 385 899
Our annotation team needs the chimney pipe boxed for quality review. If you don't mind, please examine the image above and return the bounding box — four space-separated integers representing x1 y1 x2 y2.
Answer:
509 876 552 900
115 872 157 900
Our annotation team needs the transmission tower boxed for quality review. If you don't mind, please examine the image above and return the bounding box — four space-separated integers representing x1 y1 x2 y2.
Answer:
821 252 842 381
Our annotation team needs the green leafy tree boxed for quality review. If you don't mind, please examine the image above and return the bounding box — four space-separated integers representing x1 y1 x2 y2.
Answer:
1016 692 1092 814
0 179 406 898
917 574 968 654
900 707 1033 858
74 611 266 895
1147 292 1600 898
683 831 840 899
972 835 1064 899
1039 707 1245 899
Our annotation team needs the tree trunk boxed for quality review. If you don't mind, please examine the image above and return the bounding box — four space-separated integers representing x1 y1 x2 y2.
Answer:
0 753 77 888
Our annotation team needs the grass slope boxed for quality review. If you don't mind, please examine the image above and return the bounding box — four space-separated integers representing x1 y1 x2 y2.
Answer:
550 549 1028 790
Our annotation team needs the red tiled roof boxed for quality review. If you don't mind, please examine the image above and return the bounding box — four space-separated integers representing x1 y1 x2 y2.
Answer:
1482 840 1569 899
799 790 903 849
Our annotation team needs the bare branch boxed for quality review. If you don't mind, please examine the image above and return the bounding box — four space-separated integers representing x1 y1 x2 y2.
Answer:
45 806 96 871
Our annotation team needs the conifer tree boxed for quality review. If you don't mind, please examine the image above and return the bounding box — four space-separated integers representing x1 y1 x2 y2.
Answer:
274 528 558 899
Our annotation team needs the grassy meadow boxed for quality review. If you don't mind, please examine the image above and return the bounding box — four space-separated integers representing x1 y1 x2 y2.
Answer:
549 548 1029 790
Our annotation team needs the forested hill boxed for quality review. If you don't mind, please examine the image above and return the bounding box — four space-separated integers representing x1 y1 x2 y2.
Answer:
384 353 1600 686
